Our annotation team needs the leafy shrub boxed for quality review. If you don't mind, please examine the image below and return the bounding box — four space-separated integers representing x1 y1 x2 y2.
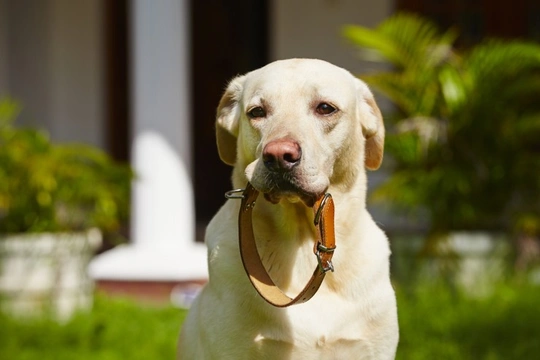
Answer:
0 99 133 233
343 14 540 236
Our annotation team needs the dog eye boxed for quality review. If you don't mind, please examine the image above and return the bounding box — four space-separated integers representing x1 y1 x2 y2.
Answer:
247 106 266 119
316 103 337 115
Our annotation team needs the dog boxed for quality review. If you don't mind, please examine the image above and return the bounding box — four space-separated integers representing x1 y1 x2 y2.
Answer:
178 59 398 359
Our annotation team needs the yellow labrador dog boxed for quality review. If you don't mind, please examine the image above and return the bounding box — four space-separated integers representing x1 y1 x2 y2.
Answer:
178 59 398 359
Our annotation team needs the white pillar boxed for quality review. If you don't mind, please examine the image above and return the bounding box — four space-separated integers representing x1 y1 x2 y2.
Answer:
89 0 207 282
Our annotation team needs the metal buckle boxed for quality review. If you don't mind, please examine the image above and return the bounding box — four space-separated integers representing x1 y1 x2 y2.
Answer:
314 193 331 226
225 188 245 199
316 242 336 273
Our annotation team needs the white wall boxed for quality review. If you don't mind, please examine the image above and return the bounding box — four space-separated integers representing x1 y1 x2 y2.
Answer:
1 0 51 127
48 0 105 148
271 0 393 75
0 0 105 149
0 0 9 95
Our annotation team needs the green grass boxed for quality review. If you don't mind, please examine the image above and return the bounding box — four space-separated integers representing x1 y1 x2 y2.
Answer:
0 295 187 360
396 282 540 359
1 282 540 359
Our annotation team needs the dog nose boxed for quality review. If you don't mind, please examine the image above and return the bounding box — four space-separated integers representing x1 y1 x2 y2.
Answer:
263 139 302 172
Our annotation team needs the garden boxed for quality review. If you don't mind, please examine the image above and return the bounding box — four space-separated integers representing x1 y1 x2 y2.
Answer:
1 282 540 359
1 12 540 359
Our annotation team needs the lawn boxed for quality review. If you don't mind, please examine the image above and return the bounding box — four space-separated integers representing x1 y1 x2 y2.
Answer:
396 282 540 359
1 282 540 359
0 295 187 360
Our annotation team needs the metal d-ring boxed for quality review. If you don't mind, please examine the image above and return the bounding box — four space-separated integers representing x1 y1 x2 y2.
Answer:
316 242 336 273
224 188 245 199
314 193 332 226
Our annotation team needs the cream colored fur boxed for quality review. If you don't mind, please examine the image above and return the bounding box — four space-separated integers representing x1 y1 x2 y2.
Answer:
178 59 398 359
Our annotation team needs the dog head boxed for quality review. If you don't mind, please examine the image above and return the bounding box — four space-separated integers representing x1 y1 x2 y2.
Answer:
216 59 384 206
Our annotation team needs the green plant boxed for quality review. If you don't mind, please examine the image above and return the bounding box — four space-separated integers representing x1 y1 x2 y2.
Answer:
0 294 187 360
395 281 540 359
343 13 540 237
0 98 133 233
2 282 540 360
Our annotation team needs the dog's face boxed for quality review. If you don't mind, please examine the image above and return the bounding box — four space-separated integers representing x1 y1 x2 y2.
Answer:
216 59 384 206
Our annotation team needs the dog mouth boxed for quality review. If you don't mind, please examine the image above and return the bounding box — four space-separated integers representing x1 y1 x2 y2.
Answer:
256 175 323 207
263 190 319 207
245 151 328 207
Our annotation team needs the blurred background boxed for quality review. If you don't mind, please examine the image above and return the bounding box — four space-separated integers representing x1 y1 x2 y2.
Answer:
0 0 539 359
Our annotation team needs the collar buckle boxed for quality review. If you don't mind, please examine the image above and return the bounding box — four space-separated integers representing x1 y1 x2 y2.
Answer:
225 188 245 199
316 242 336 273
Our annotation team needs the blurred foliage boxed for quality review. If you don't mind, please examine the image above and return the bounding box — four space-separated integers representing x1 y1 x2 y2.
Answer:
0 294 186 360
0 98 133 233
1 282 539 359
343 13 540 236
395 281 540 359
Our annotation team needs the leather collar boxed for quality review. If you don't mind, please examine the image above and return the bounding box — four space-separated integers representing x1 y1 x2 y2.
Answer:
229 182 336 307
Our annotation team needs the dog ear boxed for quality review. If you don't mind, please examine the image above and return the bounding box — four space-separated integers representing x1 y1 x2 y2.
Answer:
216 75 246 166
356 79 385 170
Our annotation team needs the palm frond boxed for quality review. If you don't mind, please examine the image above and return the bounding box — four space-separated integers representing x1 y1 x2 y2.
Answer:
343 13 458 69
438 65 468 115
345 13 540 233
360 73 419 115
465 40 540 93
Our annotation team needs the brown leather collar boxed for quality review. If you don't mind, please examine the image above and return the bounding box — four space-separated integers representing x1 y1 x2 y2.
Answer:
227 182 336 307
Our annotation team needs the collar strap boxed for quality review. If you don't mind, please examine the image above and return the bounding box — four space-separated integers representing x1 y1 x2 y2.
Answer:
234 182 336 307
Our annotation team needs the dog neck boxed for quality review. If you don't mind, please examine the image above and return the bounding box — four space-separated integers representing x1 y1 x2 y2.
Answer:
238 180 367 297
